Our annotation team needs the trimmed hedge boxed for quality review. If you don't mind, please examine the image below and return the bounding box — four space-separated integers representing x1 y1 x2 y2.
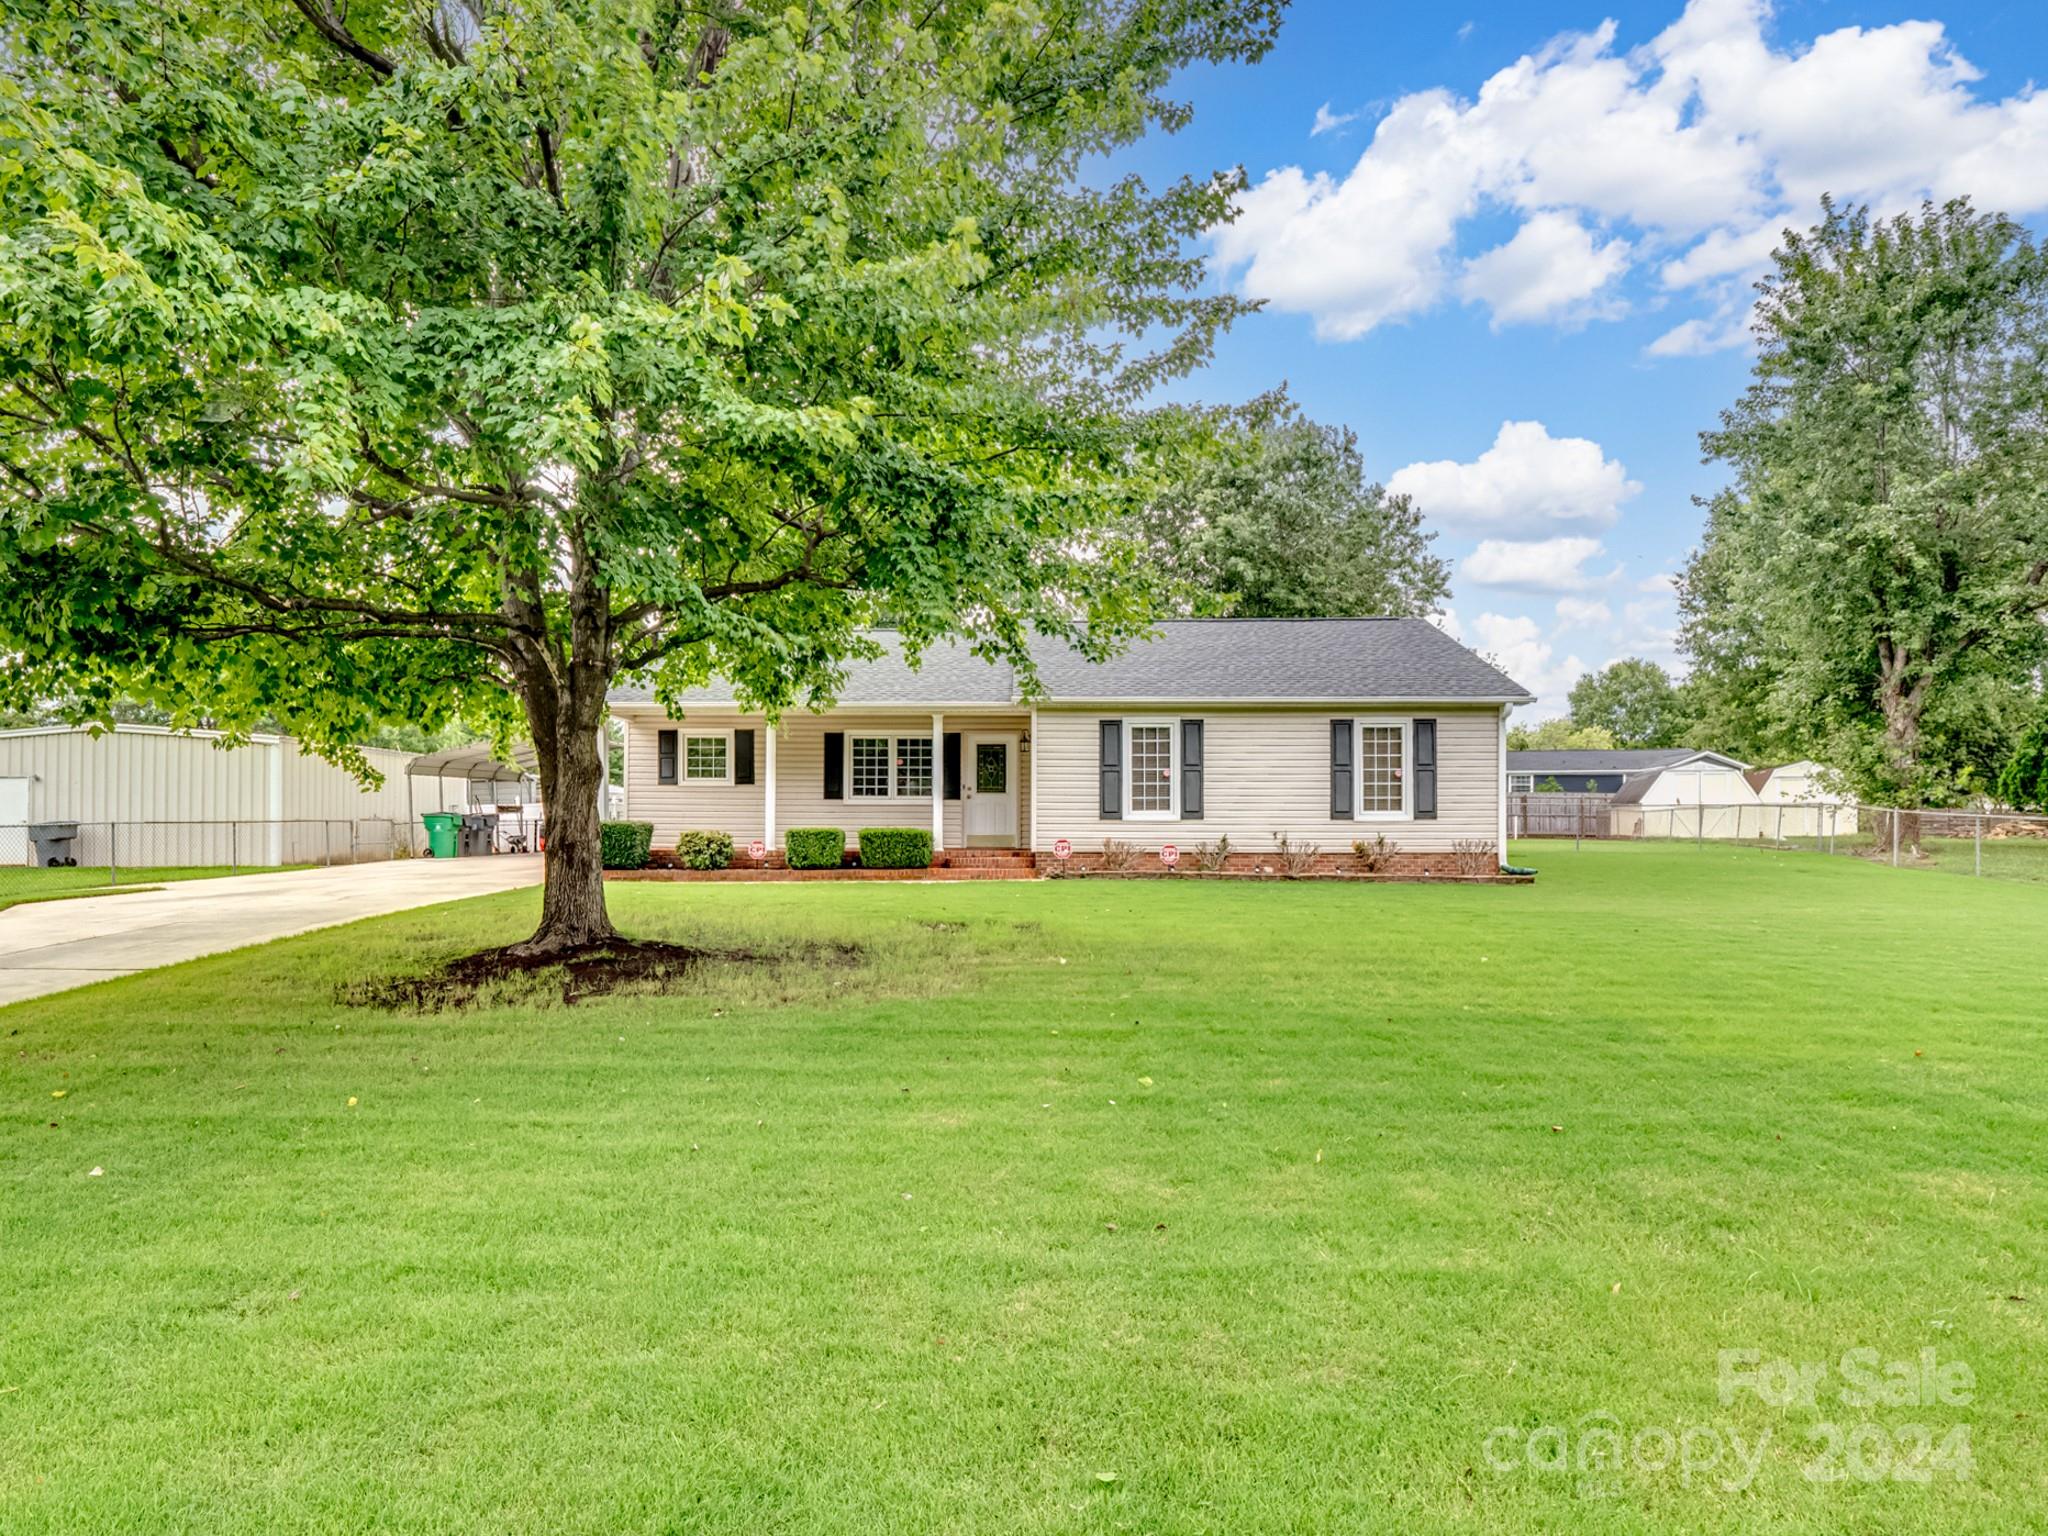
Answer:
675 830 734 870
785 827 846 870
857 826 932 869
599 821 654 870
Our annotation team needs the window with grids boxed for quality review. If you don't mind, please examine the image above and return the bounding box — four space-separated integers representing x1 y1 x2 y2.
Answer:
684 735 728 781
1128 723 1175 815
1359 724 1405 814
850 736 892 797
895 736 933 797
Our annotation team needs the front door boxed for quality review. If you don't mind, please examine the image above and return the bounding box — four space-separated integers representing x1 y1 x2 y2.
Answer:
964 735 1018 846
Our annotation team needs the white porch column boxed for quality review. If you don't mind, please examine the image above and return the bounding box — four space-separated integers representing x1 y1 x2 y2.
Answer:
763 721 777 850
1028 706 1039 851
931 712 945 851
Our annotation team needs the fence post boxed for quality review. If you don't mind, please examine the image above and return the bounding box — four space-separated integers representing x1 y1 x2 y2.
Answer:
109 821 118 887
350 821 359 865
1891 811 1900 867
1975 813 1982 878
230 821 237 875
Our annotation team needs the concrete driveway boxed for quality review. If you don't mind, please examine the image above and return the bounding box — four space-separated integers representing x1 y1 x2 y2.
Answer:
0 856 544 1007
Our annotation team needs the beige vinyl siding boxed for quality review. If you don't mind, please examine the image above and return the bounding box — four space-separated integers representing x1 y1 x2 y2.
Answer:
1030 705 1501 853
623 712 767 846
621 711 1033 849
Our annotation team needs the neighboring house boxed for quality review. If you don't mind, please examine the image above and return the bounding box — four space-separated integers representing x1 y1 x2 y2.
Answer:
1506 747 1749 797
0 724 531 865
1746 760 1859 836
609 619 1533 873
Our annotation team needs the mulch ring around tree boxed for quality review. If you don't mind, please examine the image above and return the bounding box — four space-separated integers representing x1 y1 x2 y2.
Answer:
338 937 864 1012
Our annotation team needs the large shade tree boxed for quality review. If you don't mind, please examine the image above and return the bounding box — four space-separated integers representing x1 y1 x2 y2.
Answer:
1137 395 1450 619
1681 199 2048 813
1565 658 1692 748
0 0 1282 953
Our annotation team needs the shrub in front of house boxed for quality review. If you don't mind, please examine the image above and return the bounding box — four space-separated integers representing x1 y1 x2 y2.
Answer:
675 830 735 870
857 827 932 869
599 821 654 870
785 827 846 869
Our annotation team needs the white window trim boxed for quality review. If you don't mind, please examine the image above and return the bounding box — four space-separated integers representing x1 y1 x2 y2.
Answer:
1507 773 1535 794
1356 715 1411 822
682 729 734 785
1123 717 1179 821
846 734 935 801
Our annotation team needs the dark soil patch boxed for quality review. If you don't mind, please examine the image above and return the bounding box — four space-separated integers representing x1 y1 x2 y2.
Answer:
339 937 863 1012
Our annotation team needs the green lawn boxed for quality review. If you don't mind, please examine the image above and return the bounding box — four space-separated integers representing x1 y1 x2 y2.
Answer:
0 863 313 912
3 843 2043 1533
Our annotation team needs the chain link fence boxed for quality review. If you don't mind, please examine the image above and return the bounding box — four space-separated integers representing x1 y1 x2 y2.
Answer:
0 818 423 906
1596 802 2048 885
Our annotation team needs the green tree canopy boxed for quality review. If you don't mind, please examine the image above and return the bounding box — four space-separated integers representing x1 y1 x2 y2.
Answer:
0 0 1281 950
1995 708 2048 813
1680 198 2048 808
1138 395 1450 619
1566 658 1693 748
1507 720 1617 752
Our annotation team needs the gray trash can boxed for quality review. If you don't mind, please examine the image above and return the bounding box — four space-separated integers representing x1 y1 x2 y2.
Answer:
460 813 498 856
28 822 80 867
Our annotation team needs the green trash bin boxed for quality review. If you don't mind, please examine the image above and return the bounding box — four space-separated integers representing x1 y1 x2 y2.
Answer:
422 812 460 858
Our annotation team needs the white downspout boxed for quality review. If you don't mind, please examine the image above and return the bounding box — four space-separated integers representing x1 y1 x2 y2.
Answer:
763 721 777 851
1497 704 1509 864
931 712 944 852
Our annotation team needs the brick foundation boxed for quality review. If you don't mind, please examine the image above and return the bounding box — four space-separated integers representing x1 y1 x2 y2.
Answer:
1055 846 1502 879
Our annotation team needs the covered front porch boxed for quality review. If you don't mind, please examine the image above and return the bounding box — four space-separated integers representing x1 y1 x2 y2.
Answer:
619 706 1038 858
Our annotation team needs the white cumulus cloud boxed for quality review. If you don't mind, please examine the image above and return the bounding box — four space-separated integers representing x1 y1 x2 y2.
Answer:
1458 212 1632 326
1462 536 1610 593
1387 420 1640 538
1474 612 1587 712
1214 0 2048 342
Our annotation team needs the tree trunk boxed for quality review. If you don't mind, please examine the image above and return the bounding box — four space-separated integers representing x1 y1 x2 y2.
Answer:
510 667 618 958
1876 645 1928 854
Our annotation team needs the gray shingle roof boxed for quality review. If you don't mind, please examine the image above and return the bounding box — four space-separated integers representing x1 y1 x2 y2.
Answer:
1508 748 1748 774
609 619 1531 708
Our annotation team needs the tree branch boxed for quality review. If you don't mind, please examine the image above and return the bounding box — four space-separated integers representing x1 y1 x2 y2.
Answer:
288 0 399 77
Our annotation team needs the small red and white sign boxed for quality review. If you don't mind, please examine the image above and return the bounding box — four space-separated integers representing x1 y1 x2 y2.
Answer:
1052 838 1072 861
1160 843 1180 867
747 839 767 862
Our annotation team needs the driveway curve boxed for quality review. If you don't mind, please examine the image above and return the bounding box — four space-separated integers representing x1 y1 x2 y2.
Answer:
0 857 543 1007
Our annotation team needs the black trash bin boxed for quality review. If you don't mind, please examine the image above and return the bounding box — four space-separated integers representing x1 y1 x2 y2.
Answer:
28 822 80 868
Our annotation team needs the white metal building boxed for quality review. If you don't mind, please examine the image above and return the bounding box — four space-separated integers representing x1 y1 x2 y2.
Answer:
0 724 530 866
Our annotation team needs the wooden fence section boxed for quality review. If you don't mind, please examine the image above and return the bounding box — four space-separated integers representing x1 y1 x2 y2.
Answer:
1508 792 1612 839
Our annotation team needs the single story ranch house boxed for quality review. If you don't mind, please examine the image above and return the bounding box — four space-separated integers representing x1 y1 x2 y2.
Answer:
610 619 1532 876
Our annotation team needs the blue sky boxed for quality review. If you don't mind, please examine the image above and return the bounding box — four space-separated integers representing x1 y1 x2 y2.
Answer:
1109 0 2048 714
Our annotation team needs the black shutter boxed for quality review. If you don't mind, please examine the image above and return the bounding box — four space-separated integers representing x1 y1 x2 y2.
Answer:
1099 719 1122 819
1180 719 1204 820
657 729 678 785
734 729 756 785
1330 719 1353 819
823 731 844 799
1412 718 1437 820
943 733 961 799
